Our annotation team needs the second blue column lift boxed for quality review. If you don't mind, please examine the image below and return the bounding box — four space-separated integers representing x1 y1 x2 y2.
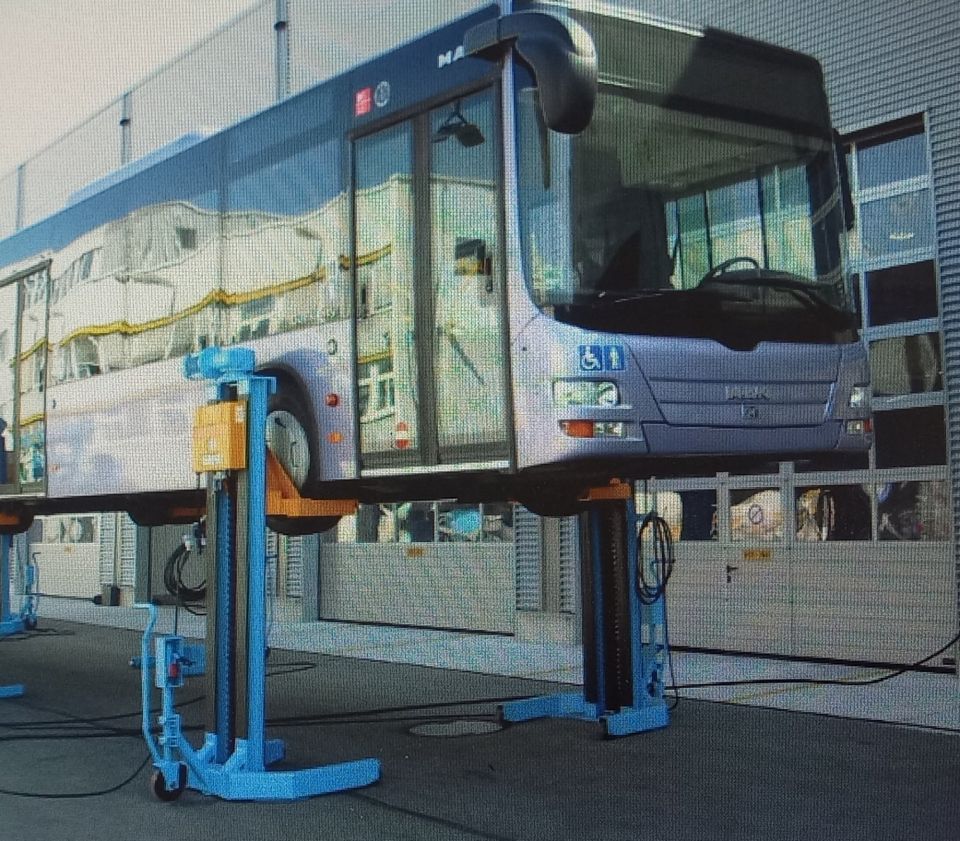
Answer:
500 483 671 737
138 347 378 801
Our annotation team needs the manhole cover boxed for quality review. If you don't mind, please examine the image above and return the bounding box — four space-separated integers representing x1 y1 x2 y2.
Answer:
409 719 503 738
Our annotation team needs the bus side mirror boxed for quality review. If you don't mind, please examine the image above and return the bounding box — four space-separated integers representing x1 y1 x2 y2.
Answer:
465 11 597 134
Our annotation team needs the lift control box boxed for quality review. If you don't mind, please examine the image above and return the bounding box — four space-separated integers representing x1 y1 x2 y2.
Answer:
193 401 247 473
155 635 186 690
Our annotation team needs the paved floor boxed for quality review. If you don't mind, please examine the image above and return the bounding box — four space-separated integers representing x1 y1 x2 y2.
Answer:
39 599 960 730
2 619 960 840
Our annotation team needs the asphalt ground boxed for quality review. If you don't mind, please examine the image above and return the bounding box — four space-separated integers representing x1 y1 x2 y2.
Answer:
1 620 959 841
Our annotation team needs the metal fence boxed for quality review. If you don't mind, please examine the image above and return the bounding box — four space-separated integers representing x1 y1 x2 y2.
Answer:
0 0 487 240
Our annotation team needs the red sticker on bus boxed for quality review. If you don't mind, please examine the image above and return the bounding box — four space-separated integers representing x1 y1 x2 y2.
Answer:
355 87 373 116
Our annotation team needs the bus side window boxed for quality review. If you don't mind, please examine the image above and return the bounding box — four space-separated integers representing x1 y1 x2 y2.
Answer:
224 138 341 345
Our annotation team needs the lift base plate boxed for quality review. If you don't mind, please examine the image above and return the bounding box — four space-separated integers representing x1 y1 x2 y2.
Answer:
499 692 668 737
181 735 381 801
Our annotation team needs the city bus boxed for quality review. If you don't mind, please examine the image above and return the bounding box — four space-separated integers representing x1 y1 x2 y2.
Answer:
0 1 871 532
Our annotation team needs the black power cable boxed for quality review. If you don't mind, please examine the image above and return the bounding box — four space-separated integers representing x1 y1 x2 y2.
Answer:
627 510 960 705
163 541 205 605
0 755 152 800
635 512 674 605
633 510 679 708
670 628 960 692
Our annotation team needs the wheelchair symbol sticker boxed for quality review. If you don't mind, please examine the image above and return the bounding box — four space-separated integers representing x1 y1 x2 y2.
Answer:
579 345 603 371
578 344 625 372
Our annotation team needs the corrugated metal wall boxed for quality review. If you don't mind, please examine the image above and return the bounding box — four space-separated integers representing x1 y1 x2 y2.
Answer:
118 515 138 588
557 517 579 614
514 507 544 610
284 535 304 600
97 514 116 587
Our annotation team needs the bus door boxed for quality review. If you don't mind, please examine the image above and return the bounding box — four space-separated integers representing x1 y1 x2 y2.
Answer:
0 263 49 494
353 87 510 471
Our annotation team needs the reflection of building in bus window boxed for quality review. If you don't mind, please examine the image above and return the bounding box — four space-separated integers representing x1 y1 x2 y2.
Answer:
357 356 395 424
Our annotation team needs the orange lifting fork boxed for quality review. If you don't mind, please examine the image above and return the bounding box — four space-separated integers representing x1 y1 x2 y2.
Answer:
265 450 357 520
581 479 633 502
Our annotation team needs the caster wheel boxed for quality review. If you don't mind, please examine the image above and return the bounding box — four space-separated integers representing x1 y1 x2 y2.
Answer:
23 616 37 631
150 764 187 802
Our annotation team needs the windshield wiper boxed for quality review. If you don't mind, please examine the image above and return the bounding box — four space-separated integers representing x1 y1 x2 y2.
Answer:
554 288 678 309
595 288 679 303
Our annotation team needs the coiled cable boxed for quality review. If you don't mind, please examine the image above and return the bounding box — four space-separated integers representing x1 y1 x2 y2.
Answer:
635 511 674 605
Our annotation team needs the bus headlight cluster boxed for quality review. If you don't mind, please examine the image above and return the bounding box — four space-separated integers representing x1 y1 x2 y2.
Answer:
848 385 871 410
552 380 619 407
845 418 873 436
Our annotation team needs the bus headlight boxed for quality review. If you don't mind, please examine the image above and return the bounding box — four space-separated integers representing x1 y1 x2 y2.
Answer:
849 385 871 410
552 380 619 407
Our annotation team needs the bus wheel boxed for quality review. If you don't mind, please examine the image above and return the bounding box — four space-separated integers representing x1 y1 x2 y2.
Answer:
265 388 340 536
266 391 312 489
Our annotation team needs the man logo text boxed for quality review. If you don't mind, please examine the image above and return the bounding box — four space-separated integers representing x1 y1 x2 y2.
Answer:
438 46 466 68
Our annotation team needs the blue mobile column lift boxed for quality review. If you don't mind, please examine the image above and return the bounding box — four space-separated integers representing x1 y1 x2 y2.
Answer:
1 442 39 700
137 346 378 801
500 483 671 737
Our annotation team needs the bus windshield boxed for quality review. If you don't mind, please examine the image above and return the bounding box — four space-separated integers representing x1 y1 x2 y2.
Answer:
518 6 857 346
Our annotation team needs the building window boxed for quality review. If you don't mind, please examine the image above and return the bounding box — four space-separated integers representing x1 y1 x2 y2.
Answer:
859 189 936 262
638 489 718 542
864 260 939 326
795 484 871 541
337 501 514 544
877 480 950 541
869 331 942 397
846 116 945 475
856 129 929 190
873 406 946 468
730 488 782 542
